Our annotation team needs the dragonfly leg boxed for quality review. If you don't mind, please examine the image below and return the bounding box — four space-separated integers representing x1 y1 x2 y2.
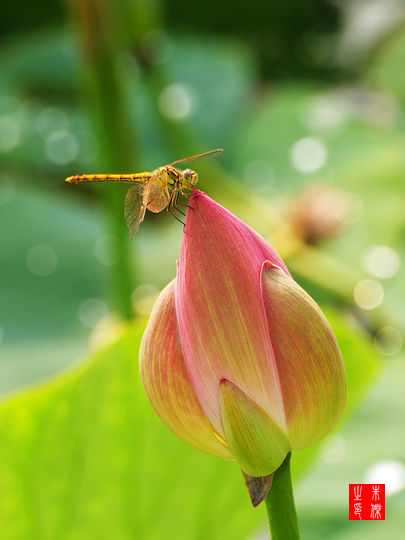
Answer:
167 189 185 226
171 189 187 217
181 187 192 199
167 205 185 226
172 189 189 209
180 188 194 210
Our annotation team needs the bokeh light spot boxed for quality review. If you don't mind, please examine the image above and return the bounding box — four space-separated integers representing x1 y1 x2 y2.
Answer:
290 136 327 173
36 107 69 138
374 327 403 355
305 94 348 132
158 84 193 120
320 435 347 464
354 279 384 309
364 461 405 496
78 298 109 329
363 245 400 279
27 245 58 276
45 130 79 165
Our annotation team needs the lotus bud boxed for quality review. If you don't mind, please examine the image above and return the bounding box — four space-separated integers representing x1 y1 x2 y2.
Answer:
288 187 348 244
140 191 346 504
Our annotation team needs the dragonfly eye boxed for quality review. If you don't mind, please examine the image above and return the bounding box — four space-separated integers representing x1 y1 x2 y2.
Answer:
182 168 198 188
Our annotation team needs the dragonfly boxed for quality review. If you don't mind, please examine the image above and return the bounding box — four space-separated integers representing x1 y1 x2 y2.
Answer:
65 148 223 238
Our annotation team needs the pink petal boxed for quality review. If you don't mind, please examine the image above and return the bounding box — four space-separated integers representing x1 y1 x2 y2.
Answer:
140 280 233 459
176 192 286 437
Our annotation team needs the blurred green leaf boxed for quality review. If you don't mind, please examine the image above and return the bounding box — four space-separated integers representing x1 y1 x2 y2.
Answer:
0 321 265 540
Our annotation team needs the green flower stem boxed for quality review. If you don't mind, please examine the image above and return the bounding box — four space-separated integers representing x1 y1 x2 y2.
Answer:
66 0 137 319
265 453 301 540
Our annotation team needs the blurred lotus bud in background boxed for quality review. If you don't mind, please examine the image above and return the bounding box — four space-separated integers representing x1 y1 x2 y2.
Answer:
289 187 364 244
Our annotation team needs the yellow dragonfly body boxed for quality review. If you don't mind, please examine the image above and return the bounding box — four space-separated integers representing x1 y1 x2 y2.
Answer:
66 149 223 238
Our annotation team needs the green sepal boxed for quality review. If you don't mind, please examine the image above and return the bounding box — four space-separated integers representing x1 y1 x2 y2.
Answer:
219 378 291 477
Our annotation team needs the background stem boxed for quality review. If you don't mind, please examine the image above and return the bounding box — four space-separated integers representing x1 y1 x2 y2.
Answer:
66 0 138 320
265 453 301 540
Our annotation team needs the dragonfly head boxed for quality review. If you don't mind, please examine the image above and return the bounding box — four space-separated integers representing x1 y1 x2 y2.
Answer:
182 168 198 189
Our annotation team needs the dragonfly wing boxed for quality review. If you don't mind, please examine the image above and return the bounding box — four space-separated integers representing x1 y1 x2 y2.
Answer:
146 181 170 213
125 184 147 239
168 148 223 168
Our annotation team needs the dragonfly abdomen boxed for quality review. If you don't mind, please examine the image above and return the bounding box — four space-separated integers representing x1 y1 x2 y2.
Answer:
65 173 150 183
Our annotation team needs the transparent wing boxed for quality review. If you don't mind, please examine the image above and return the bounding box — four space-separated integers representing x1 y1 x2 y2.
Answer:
168 148 223 168
146 181 170 213
124 184 148 239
